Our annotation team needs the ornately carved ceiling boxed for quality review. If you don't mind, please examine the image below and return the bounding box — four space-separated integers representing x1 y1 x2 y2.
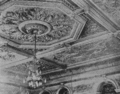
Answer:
92 0 120 25
0 0 119 93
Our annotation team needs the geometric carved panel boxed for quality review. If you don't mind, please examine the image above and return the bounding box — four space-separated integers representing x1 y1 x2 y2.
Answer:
0 0 86 68
80 19 107 38
48 35 120 65
0 2 85 49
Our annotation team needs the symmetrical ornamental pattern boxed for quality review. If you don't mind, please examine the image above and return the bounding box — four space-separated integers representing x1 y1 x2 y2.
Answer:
0 6 75 44
0 1 86 69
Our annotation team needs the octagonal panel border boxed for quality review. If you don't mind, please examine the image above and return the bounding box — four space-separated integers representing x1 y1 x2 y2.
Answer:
0 1 86 49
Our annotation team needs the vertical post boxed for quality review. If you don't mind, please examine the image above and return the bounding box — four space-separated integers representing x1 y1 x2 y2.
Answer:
34 33 37 59
33 31 37 62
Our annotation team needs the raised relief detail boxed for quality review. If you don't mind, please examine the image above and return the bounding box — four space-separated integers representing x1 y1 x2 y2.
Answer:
19 21 51 35
80 20 107 38
92 0 120 25
0 7 75 44
51 36 120 64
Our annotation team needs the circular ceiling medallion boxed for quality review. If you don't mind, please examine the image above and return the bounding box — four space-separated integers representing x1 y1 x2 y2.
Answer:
0 6 84 46
19 20 51 35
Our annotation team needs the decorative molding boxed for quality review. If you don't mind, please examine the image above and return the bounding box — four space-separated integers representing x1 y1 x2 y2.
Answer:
91 0 120 27
0 1 85 48
56 85 72 94
49 35 120 65
43 53 120 80
94 78 119 93
0 0 117 73
0 7 74 42
75 0 119 32
80 19 107 38
60 0 80 11
0 33 111 69
40 90 51 94
73 83 93 93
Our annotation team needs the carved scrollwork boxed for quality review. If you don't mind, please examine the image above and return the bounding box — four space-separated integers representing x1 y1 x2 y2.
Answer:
0 7 75 43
